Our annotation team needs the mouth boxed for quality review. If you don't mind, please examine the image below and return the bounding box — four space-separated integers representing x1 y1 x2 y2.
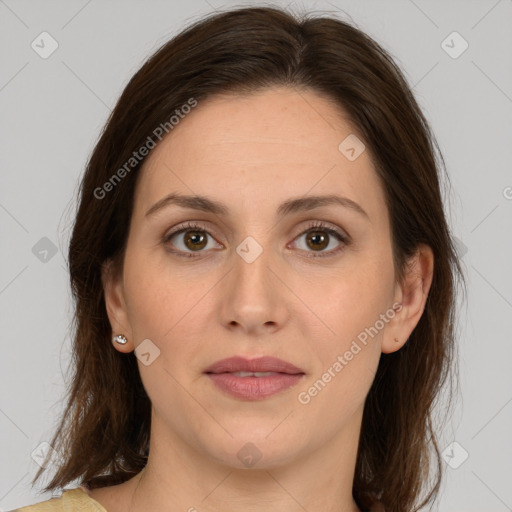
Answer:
204 356 305 400
204 355 305 375
222 371 287 377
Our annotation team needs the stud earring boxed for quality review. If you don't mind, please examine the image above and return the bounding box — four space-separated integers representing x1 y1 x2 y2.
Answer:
113 334 128 345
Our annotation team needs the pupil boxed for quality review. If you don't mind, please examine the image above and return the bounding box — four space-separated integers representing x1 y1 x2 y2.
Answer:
186 231 206 250
308 231 328 250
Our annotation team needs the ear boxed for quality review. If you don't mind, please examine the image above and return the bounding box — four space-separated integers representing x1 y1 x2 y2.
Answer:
101 258 134 353
382 243 434 354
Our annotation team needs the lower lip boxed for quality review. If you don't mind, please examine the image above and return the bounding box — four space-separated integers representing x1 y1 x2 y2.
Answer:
206 373 304 400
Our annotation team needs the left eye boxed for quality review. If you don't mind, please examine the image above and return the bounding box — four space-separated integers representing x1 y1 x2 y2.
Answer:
291 224 347 256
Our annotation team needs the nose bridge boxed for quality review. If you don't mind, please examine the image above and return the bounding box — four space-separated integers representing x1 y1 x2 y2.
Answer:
221 232 287 332
233 233 275 297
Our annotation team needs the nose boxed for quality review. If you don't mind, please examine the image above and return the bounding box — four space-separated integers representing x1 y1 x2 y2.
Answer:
219 237 290 336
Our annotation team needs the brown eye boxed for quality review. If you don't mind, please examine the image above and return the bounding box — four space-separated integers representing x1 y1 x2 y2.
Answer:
183 230 208 251
164 222 221 256
292 222 348 257
305 230 329 251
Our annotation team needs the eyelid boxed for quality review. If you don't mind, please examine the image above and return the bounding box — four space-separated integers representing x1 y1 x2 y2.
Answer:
163 221 223 249
294 220 350 242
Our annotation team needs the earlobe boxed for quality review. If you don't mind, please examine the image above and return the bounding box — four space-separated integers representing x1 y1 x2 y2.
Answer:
382 244 434 354
101 259 134 352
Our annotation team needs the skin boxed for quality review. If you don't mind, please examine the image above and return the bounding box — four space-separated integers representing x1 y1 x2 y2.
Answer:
92 86 434 512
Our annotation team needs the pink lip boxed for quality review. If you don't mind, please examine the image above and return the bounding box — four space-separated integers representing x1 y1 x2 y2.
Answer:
204 356 304 374
204 356 305 401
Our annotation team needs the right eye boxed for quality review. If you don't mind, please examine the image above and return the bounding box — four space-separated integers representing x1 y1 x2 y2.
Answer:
163 222 223 257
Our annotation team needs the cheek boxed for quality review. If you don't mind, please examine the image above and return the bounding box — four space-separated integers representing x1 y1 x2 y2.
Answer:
298 255 394 342
294 252 394 396
296 352 378 435
122 247 204 338
122 251 221 382
121 257 206 402
294 269 389 415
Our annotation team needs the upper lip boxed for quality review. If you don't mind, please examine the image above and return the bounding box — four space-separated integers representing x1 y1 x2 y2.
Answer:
204 356 305 375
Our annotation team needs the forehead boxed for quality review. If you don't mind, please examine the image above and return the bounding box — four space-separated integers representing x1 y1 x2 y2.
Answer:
134 87 386 224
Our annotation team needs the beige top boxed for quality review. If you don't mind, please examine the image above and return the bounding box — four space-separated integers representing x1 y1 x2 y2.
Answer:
12 487 107 512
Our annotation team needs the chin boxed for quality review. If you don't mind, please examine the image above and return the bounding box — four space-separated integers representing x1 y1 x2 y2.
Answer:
202 430 303 471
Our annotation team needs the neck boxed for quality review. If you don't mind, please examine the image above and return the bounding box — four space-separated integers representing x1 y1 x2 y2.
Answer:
123 407 364 512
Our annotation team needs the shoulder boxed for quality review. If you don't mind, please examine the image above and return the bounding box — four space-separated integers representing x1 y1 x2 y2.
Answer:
10 487 108 512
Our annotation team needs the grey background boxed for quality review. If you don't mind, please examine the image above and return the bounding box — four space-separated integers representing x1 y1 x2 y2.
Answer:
1 0 511 510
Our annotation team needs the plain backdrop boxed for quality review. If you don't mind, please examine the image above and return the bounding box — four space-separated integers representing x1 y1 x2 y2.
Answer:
1 0 511 511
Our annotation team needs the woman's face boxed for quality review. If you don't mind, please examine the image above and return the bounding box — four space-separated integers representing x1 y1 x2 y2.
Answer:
104 86 417 469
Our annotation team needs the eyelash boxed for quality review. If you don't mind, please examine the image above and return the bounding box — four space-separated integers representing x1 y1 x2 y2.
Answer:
162 221 350 259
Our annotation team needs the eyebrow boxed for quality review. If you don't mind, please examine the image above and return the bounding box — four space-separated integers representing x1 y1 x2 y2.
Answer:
145 192 369 220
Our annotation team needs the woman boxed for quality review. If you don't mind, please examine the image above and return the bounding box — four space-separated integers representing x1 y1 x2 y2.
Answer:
14 5 465 512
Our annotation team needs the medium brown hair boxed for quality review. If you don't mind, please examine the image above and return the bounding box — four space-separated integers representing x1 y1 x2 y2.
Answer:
33 6 466 511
